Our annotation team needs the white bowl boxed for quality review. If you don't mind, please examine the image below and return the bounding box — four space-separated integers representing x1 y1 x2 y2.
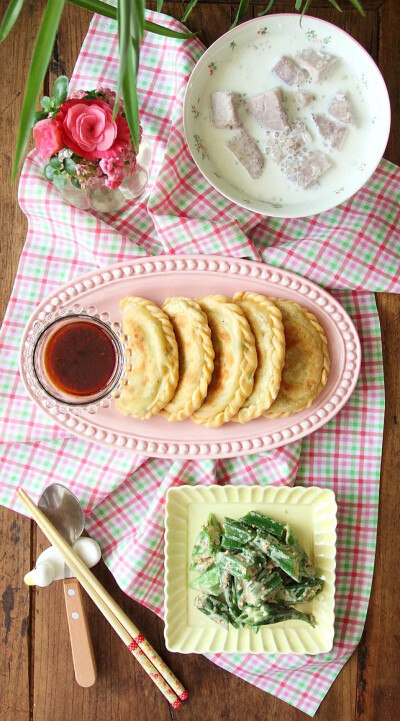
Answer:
183 14 391 218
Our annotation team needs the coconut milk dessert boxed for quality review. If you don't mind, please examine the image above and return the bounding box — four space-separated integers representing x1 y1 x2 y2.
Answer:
190 23 381 210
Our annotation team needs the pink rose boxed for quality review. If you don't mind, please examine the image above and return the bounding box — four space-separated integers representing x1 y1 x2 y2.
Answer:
33 118 63 158
56 98 130 161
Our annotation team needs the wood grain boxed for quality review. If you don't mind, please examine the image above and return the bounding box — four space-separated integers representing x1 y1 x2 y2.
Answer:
0 1 399 720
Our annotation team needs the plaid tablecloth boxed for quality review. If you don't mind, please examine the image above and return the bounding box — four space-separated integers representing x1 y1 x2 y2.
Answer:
1 9 400 716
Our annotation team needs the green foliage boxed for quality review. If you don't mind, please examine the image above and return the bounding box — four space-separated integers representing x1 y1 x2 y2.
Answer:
53 75 69 105
63 157 77 175
0 0 24 42
1 0 365 181
11 0 66 181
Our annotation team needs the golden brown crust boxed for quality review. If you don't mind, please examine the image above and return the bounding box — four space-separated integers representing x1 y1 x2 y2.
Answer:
191 295 258 428
232 292 285 422
263 298 330 419
115 296 179 419
160 297 215 421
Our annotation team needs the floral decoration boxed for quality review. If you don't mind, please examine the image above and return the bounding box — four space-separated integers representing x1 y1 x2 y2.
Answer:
32 76 142 191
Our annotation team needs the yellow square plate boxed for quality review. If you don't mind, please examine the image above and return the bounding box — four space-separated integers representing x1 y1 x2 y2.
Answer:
164 484 336 654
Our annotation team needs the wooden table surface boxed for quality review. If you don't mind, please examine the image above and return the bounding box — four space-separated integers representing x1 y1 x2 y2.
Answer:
0 2 399 720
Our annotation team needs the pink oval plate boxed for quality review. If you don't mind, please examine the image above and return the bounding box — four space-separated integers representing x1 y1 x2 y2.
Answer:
19 255 361 459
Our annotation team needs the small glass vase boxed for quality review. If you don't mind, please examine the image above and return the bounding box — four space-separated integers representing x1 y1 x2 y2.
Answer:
59 136 152 214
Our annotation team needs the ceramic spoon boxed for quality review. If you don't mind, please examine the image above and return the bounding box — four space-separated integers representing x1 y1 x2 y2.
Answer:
38 483 97 687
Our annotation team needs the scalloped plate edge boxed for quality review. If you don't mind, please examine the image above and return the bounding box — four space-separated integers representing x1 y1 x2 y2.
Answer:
164 484 337 654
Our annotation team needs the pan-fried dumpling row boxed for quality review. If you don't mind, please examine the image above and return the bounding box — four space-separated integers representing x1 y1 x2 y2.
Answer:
115 293 330 425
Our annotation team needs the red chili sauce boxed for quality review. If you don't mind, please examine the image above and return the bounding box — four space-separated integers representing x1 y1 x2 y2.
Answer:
44 320 117 396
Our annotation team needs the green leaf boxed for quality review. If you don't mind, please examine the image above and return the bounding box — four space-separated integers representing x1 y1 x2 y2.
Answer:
144 20 196 39
63 157 76 174
11 0 66 182
122 34 140 151
156 0 164 11
133 0 145 44
50 157 62 169
182 0 199 24
53 172 67 190
327 0 342 11
44 164 55 181
83 90 101 100
114 0 131 120
348 0 365 15
257 0 277 16
0 0 25 43
300 0 314 19
40 96 53 112
34 110 49 123
68 0 116 21
230 0 250 29
52 75 69 105
68 0 198 32
70 176 81 188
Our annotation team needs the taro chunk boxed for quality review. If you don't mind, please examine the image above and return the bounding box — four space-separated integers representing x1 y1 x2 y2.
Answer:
296 48 338 81
265 121 312 163
328 92 356 126
272 56 308 86
312 113 347 149
295 91 315 109
280 150 332 189
226 128 265 179
210 91 240 129
246 88 289 131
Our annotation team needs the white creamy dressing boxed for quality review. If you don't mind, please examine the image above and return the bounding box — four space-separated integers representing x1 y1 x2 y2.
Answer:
196 35 371 206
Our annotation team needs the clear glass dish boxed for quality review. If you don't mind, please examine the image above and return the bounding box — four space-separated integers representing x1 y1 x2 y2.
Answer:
21 304 131 416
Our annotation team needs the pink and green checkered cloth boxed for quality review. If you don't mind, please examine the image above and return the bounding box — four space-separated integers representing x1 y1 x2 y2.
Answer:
1 9 400 716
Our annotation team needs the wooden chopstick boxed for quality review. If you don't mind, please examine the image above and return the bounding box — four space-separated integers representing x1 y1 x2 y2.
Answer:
17 488 188 707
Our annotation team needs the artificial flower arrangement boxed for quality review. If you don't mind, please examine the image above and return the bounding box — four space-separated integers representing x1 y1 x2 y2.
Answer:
32 76 142 193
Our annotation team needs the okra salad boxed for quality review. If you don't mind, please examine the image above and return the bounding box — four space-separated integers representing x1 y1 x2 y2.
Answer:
190 511 325 631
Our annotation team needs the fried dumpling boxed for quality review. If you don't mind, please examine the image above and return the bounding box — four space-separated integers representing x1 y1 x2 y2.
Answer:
191 295 258 428
232 292 285 422
160 297 214 421
264 299 330 418
115 296 179 419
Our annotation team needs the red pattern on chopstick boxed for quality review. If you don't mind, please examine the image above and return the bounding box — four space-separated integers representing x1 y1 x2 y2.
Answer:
127 639 181 708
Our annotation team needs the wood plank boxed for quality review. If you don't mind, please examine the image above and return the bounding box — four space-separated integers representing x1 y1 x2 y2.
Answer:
357 2 400 717
0 507 31 721
362 291 400 721
379 0 400 163
33 529 173 721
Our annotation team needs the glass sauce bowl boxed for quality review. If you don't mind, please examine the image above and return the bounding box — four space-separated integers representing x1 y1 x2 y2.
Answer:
22 305 130 415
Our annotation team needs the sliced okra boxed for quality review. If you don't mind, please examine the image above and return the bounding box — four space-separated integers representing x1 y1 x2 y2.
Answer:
284 524 317 578
241 569 283 607
221 535 243 551
195 593 230 630
190 513 222 570
254 602 316 628
276 577 324 604
223 517 256 544
215 550 260 580
190 565 221 595
240 511 286 539
252 530 302 582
